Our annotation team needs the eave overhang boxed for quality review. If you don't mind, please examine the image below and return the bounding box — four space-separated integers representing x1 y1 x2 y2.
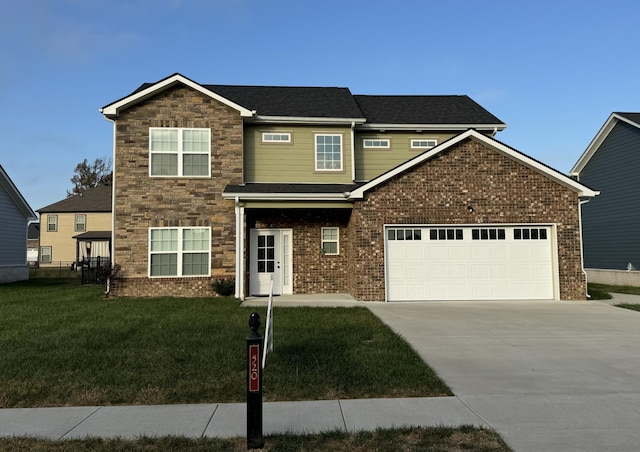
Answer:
100 73 254 119
250 115 367 125
356 123 507 132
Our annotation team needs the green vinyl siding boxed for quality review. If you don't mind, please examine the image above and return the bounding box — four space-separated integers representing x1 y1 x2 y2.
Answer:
355 132 456 181
244 125 353 183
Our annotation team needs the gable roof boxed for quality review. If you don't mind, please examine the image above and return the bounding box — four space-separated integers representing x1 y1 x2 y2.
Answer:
354 95 506 130
28 222 39 240
571 112 640 176
0 165 37 221
38 184 112 213
350 129 599 199
101 73 505 129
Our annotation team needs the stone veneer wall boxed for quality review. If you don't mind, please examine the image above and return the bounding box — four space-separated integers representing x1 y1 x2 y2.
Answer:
111 85 243 297
249 209 351 295
346 138 587 301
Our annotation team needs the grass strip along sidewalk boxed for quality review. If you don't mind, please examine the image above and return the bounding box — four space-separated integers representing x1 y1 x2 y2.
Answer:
0 278 450 407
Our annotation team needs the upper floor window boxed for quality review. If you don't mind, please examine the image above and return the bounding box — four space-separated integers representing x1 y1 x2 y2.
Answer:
363 138 390 149
262 132 291 143
149 227 211 277
47 215 58 232
75 214 87 232
315 134 342 171
149 128 211 177
411 139 437 149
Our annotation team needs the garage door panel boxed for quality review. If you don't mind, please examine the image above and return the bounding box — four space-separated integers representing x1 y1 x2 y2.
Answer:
386 225 555 301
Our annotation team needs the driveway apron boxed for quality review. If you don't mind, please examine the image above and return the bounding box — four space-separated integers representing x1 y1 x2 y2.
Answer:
367 300 640 452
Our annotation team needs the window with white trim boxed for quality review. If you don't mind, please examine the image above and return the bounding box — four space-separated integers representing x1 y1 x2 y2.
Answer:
321 227 339 255
411 139 438 149
40 246 52 263
149 128 211 177
315 134 343 171
363 138 390 149
262 132 291 143
75 214 86 232
47 215 58 232
149 227 211 277
514 228 548 240
429 228 463 240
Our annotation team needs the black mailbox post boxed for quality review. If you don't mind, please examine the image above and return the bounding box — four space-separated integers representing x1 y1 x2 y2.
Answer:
246 312 264 449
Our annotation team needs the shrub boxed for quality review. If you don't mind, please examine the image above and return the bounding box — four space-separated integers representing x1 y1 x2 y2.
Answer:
212 278 235 296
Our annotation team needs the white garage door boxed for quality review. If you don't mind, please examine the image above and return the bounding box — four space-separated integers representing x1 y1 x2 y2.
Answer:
386 226 555 301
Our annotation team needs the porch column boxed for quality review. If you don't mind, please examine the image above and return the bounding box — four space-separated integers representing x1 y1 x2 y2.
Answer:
235 198 245 300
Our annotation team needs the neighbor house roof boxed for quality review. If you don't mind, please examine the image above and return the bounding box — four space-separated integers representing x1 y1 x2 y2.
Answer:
28 222 39 240
101 73 505 129
0 165 37 221
571 112 640 176
38 184 112 213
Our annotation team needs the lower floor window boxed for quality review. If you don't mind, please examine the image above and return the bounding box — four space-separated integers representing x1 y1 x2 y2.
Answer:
321 227 339 255
40 246 52 263
149 227 211 277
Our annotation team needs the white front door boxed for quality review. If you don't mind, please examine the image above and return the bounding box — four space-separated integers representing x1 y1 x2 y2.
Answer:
250 229 292 296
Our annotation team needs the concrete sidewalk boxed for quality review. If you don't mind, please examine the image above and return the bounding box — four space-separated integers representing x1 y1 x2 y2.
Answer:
0 397 484 440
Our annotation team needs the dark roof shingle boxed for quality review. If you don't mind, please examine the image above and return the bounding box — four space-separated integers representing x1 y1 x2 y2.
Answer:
616 112 640 126
38 185 112 213
353 95 504 125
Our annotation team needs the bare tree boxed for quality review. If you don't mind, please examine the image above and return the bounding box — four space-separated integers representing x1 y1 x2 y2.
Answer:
67 157 113 197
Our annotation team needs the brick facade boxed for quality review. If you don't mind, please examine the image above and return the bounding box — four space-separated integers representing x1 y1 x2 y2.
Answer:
346 138 586 301
248 209 351 294
111 86 242 297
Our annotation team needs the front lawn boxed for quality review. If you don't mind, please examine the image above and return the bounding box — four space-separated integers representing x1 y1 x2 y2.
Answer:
0 278 450 408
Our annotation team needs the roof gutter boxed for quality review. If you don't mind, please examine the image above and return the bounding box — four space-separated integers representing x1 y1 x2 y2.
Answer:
222 192 351 201
356 123 507 131
251 115 366 125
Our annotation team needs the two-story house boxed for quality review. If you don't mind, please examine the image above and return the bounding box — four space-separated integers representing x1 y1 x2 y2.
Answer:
0 165 37 283
571 112 640 286
37 184 112 268
101 73 597 301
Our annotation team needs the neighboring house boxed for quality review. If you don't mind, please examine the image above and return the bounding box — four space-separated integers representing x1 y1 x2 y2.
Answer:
100 73 597 301
0 165 37 283
27 222 39 265
37 185 112 268
571 112 640 286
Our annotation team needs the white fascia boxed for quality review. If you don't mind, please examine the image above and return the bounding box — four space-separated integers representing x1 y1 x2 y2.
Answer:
356 123 507 131
100 74 254 118
222 192 351 201
349 129 599 200
252 115 366 125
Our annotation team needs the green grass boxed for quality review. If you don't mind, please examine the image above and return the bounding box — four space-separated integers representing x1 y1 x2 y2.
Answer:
616 304 640 312
0 278 450 408
587 283 613 300
588 283 640 297
0 426 512 451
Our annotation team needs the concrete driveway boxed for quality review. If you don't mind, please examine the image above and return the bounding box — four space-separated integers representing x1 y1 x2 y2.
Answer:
367 299 640 452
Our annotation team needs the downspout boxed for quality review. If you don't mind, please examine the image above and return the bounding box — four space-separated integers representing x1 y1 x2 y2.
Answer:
350 121 356 182
578 198 591 298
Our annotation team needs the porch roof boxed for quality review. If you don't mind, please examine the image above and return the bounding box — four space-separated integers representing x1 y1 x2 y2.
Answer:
223 183 364 201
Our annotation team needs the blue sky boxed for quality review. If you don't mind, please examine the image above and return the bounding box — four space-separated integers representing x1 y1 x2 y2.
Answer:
1 0 638 214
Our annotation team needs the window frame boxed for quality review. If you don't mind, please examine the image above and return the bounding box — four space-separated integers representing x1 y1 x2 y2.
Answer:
363 138 390 149
47 215 58 232
321 227 340 255
410 138 438 150
148 227 211 278
75 214 87 232
314 134 343 172
40 246 52 263
149 127 211 178
262 132 292 143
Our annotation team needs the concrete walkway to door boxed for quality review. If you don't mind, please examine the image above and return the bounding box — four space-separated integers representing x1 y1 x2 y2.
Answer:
367 298 640 452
